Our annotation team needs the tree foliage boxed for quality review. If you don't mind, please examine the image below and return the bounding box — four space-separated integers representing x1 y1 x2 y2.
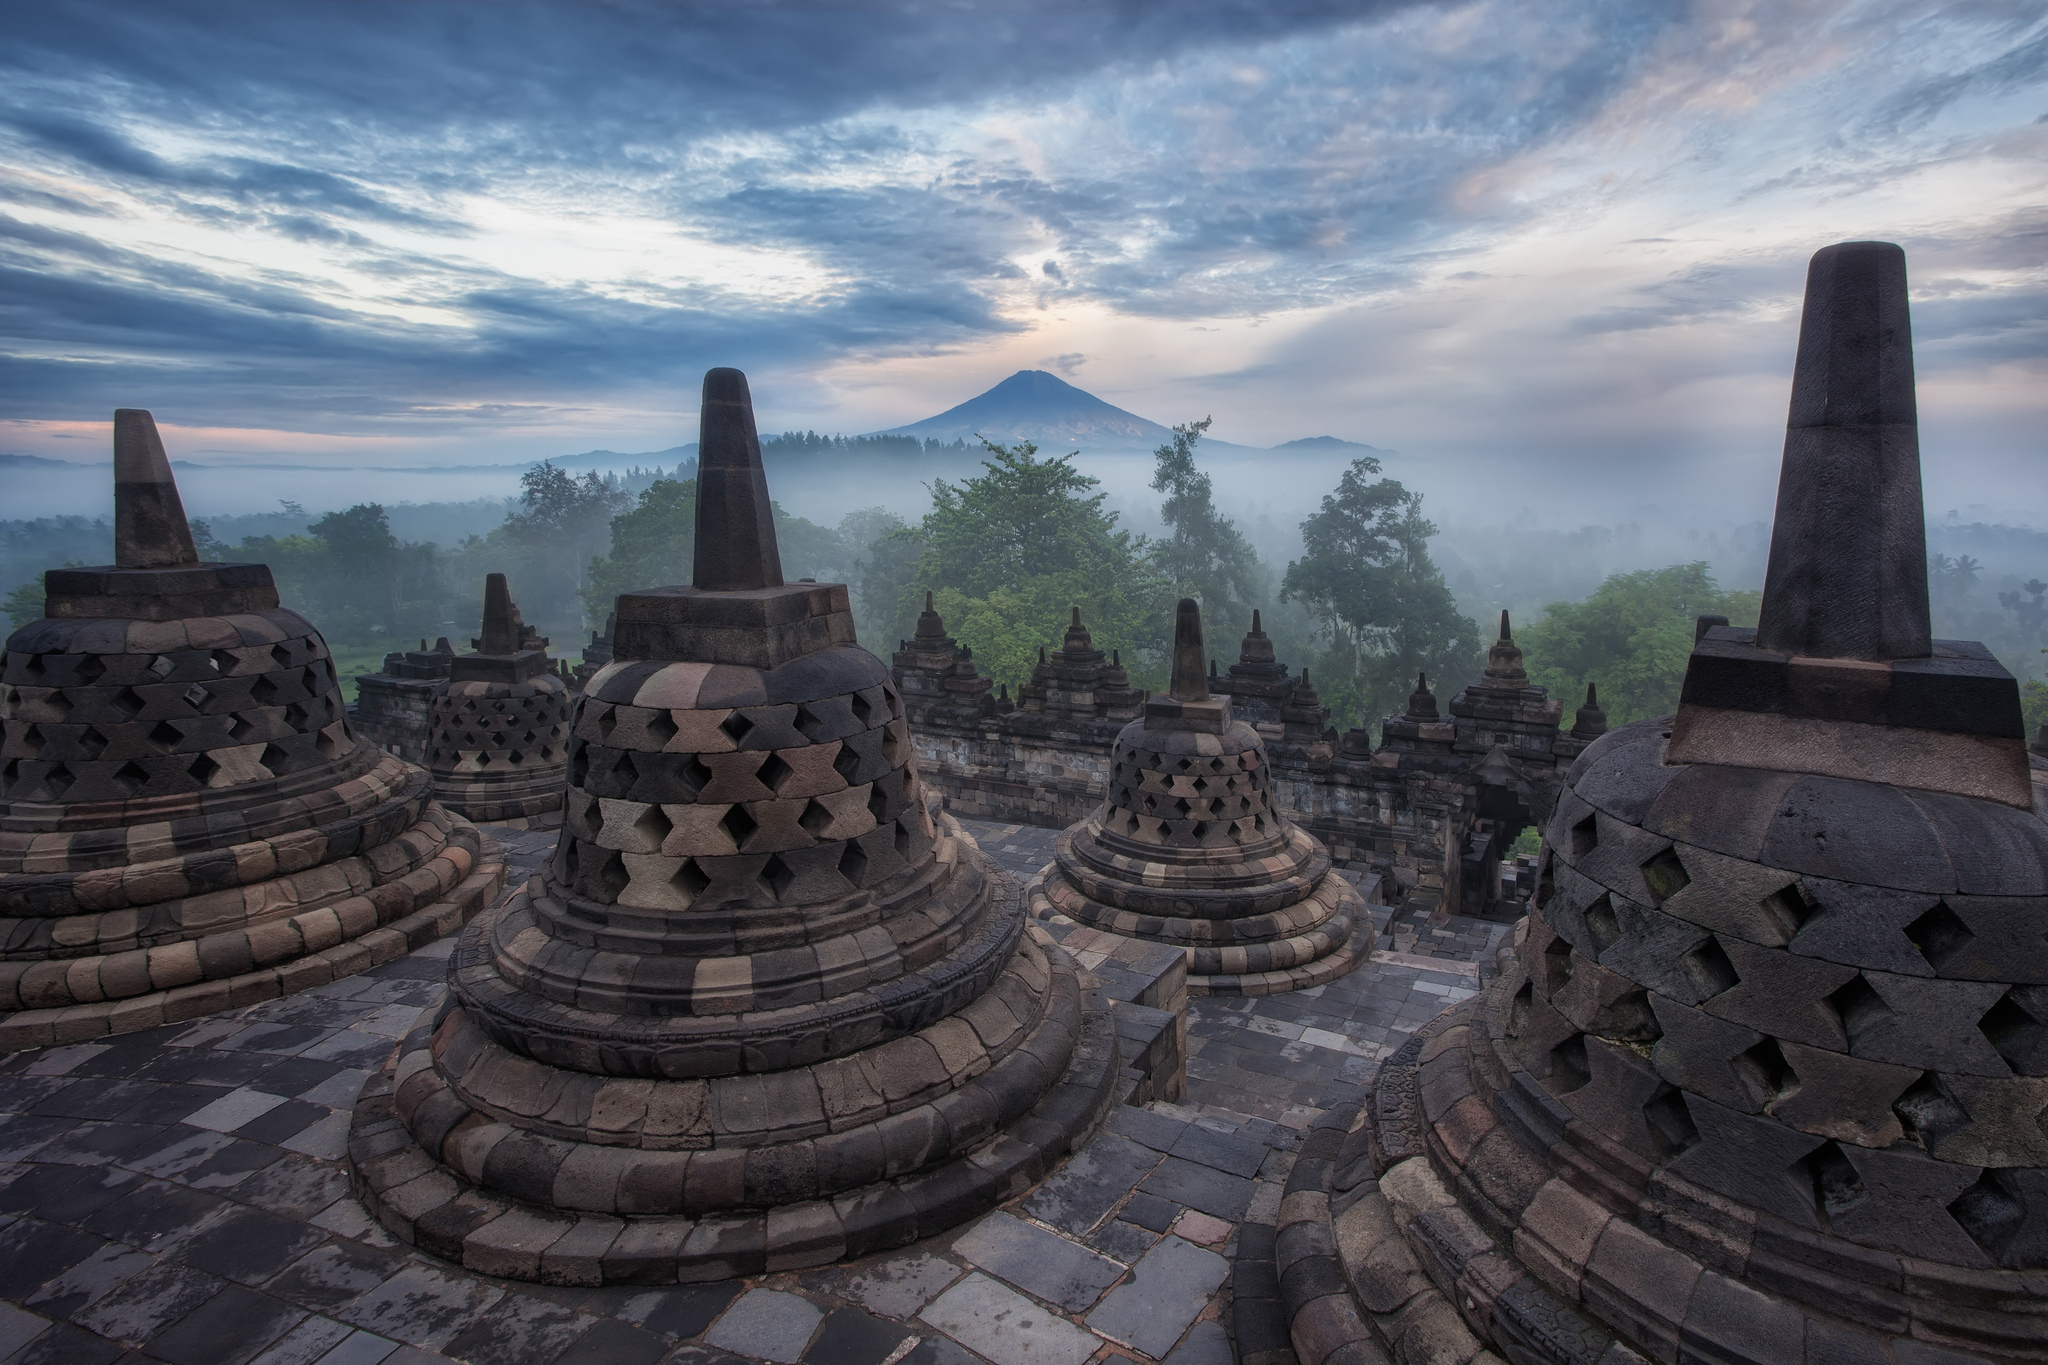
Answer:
1281 457 1479 729
1519 562 1761 725
578 476 873 632
5 573 51 630
481 463 631 635
1149 418 1266 645
903 438 1174 692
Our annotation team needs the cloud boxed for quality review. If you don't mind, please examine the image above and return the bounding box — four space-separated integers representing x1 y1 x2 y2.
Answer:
0 0 2038 535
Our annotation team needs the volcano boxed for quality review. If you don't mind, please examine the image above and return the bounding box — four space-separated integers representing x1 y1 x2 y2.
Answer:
869 370 1174 447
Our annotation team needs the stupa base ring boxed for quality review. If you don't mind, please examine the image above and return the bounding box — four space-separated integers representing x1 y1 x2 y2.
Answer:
0 823 506 1051
1026 861 1369 999
347 924 1122 1285
1276 941 2048 1365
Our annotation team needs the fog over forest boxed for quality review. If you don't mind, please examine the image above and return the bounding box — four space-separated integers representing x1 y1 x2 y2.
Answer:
9 422 2044 744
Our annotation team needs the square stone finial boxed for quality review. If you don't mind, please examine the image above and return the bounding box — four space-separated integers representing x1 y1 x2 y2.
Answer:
692 367 783 593
1756 241 1931 662
1668 242 2031 809
1148 596 1230 732
611 368 856 668
114 409 200 570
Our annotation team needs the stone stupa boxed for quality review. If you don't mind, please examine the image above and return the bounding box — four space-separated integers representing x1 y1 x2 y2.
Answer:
1025 597 1367 997
351 369 1118 1283
423 573 572 827
0 411 504 1050
1278 242 2048 1365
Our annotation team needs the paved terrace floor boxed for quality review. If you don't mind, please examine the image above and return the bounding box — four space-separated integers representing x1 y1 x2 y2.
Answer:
0 819 1506 1365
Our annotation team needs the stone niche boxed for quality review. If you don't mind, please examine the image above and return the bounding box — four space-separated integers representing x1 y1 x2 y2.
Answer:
350 369 1121 1284
0 410 505 1050
1274 243 2048 1365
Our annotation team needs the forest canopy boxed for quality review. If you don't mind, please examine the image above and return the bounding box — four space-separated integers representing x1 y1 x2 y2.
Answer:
1518 563 1761 725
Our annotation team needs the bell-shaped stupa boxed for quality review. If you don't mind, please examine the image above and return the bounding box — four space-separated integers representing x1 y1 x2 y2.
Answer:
423 573 572 826
1277 242 2048 1365
351 369 1117 1282
1025 598 1366 996
0 412 504 1049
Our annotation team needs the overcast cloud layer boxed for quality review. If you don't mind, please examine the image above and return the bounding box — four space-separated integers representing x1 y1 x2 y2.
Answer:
2 0 2043 525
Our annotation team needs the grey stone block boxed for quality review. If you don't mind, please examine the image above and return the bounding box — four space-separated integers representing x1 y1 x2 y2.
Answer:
1656 844 1803 948
1649 994 1767 1114
950 1210 1124 1312
1559 1036 1690 1161
1020 1133 1161 1237
1842 971 2009 1075
1788 879 1944 977
1667 1093 1825 1228
1769 1041 1918 1147
1641 763 1802 864
704 1287 823 1364
1086 1234 1230 1359
1904 787 2048 896
1139 1155 1254 1222
1701 938 1858 1049
1757 776 1955 896
1831 1143 1986 1266
1592 899 1722 1009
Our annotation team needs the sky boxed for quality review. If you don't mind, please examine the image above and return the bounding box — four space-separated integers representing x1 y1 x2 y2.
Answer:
2 0 2044 528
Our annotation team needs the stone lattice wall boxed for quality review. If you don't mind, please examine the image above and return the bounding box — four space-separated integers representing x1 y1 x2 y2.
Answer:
904 707 1487 917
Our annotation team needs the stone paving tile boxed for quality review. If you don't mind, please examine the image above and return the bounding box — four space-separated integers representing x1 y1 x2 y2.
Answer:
704 1289 823 1364
950 1212 1123 1313
832 1255 960 1320
1086 1236 1229 1360
0 816 1505 1365
917 1274 1099 1365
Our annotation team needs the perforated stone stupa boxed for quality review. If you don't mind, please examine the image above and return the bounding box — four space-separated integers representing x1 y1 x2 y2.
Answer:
1025 598 1366 997
351 369 1118 1283
423 573 571 827
0 411 505 1050
1277 243 2048 1365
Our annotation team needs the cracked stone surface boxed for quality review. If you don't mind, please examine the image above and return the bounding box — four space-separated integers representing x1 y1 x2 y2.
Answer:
0 819 1501 1365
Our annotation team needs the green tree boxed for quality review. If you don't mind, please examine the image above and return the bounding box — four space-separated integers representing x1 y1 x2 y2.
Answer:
583 477 698 624
1930 553 1983 633
908 438 1175 692
306 504 403 635
1999 578 2047 649
1281 457 1479 729
5 573 48 630
579 476 846 629
835 508 913 647
486 463 631 638
2022 675 2046 740
1149 417 1266 644
1519 563 1762 726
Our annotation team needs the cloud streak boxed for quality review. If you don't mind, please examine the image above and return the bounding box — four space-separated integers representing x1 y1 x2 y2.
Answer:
0 0 2040 528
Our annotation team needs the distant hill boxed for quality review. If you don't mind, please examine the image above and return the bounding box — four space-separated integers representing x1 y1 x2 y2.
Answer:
0 453 104 469
1271 435 1398 459
871 370 1174 446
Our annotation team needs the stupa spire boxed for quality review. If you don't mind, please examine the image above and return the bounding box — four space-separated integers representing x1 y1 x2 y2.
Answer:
479 573 518 655
1169 597 1207 701
113 409 199 569
692 367 783 592
1755 241 1930 660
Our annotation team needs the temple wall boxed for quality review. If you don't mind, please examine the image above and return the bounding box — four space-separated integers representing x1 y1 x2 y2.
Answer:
909 716 1119 828
907 709 1487 917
